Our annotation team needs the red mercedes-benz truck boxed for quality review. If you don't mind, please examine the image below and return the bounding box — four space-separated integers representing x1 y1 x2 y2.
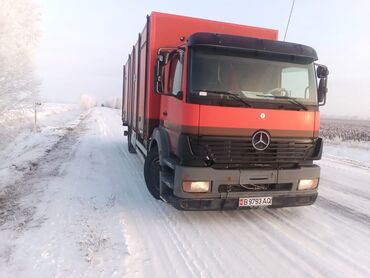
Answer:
122 12 329 210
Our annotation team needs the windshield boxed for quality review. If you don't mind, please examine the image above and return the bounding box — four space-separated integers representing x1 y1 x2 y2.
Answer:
189 48 317 106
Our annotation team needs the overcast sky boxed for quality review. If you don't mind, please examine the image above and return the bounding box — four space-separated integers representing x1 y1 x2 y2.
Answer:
37 0 370 118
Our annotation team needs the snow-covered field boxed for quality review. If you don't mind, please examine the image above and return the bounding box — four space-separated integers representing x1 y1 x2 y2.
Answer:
0 106 369 277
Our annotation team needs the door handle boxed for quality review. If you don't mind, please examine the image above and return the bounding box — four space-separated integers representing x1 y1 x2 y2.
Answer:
163 111 168 116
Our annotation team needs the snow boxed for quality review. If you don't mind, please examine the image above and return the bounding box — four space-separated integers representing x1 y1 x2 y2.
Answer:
0 106 369 277
1 103 78 125
324 144 370 165
0 103 79 148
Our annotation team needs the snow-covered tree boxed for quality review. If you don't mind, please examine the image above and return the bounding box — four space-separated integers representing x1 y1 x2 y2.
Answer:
80 94 97 109
101 97 122 109
112 97 122 109
0 0 41 122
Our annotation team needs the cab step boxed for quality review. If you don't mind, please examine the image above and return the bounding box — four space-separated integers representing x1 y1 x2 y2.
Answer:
163 157 178 170
161 172 174 188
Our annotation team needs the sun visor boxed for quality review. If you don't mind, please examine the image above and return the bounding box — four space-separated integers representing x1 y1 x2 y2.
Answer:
187 32 318 63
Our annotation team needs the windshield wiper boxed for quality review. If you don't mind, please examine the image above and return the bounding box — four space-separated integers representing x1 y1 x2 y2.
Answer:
195 90 252 107
256 95 308 111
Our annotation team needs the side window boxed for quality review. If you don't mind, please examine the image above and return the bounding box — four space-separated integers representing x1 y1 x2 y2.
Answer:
281 67 309 99
168 53 183 95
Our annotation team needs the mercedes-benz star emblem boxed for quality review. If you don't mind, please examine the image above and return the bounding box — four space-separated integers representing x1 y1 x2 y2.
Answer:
252 131 270 151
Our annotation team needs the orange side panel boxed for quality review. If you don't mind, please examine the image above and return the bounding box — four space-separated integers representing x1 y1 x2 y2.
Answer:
132 41 140 131
137 26 147 136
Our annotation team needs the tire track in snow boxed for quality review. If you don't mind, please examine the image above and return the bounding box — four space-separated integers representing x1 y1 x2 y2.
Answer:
153 206 203 277
180 212 231 278
264 208 370 276
315 196 370 226
323 154 370 171
196 211 267 277
320 177 370 202
234 210 322 277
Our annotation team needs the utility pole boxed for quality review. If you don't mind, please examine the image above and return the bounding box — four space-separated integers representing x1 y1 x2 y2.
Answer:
284 0 296 41
34 102 42 132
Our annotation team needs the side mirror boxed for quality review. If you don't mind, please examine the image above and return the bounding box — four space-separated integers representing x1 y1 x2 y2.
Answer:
317 65 329 79
316 64 329 106
155 48 183 96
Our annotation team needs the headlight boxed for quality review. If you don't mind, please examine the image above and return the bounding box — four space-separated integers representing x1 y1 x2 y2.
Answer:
182 181 210 193
298 179 319 190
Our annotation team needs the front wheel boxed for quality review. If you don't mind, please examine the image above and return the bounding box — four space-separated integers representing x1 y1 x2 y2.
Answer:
144 146 160 199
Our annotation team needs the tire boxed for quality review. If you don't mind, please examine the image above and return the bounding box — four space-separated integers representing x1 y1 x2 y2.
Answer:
144 146 161 199
127 128 136 153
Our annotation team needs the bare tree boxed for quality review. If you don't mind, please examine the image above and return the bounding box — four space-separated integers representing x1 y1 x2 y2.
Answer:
0 0 41 124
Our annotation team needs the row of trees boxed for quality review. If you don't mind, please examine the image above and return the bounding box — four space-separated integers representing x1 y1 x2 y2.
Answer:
321 119 370 142
79 94 122 110
101 97 122 109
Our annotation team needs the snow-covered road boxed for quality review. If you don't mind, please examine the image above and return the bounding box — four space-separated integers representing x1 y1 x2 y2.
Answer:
1 107 369 277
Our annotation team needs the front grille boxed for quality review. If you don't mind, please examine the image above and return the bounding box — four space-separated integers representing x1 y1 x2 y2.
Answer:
218 183 293 193
190 137 314 165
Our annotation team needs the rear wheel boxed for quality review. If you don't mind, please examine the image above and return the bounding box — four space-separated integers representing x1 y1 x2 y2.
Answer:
144 146 160 199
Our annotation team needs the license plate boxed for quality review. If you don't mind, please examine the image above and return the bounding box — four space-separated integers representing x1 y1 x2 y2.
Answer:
239 197 272 207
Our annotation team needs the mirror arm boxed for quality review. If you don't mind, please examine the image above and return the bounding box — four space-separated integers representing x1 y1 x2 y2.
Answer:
319 95 326 106
318 77 328 106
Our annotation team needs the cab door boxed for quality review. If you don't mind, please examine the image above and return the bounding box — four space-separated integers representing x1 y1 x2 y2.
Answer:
161 51 185 153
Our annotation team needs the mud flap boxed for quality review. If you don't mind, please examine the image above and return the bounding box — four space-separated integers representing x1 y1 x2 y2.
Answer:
220 189 229 210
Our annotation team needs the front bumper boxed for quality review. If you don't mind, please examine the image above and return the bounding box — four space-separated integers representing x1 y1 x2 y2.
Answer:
165 165 320 210
168 193 318 211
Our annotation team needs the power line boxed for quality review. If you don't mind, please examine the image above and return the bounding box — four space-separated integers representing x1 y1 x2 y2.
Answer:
284 0 296 41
